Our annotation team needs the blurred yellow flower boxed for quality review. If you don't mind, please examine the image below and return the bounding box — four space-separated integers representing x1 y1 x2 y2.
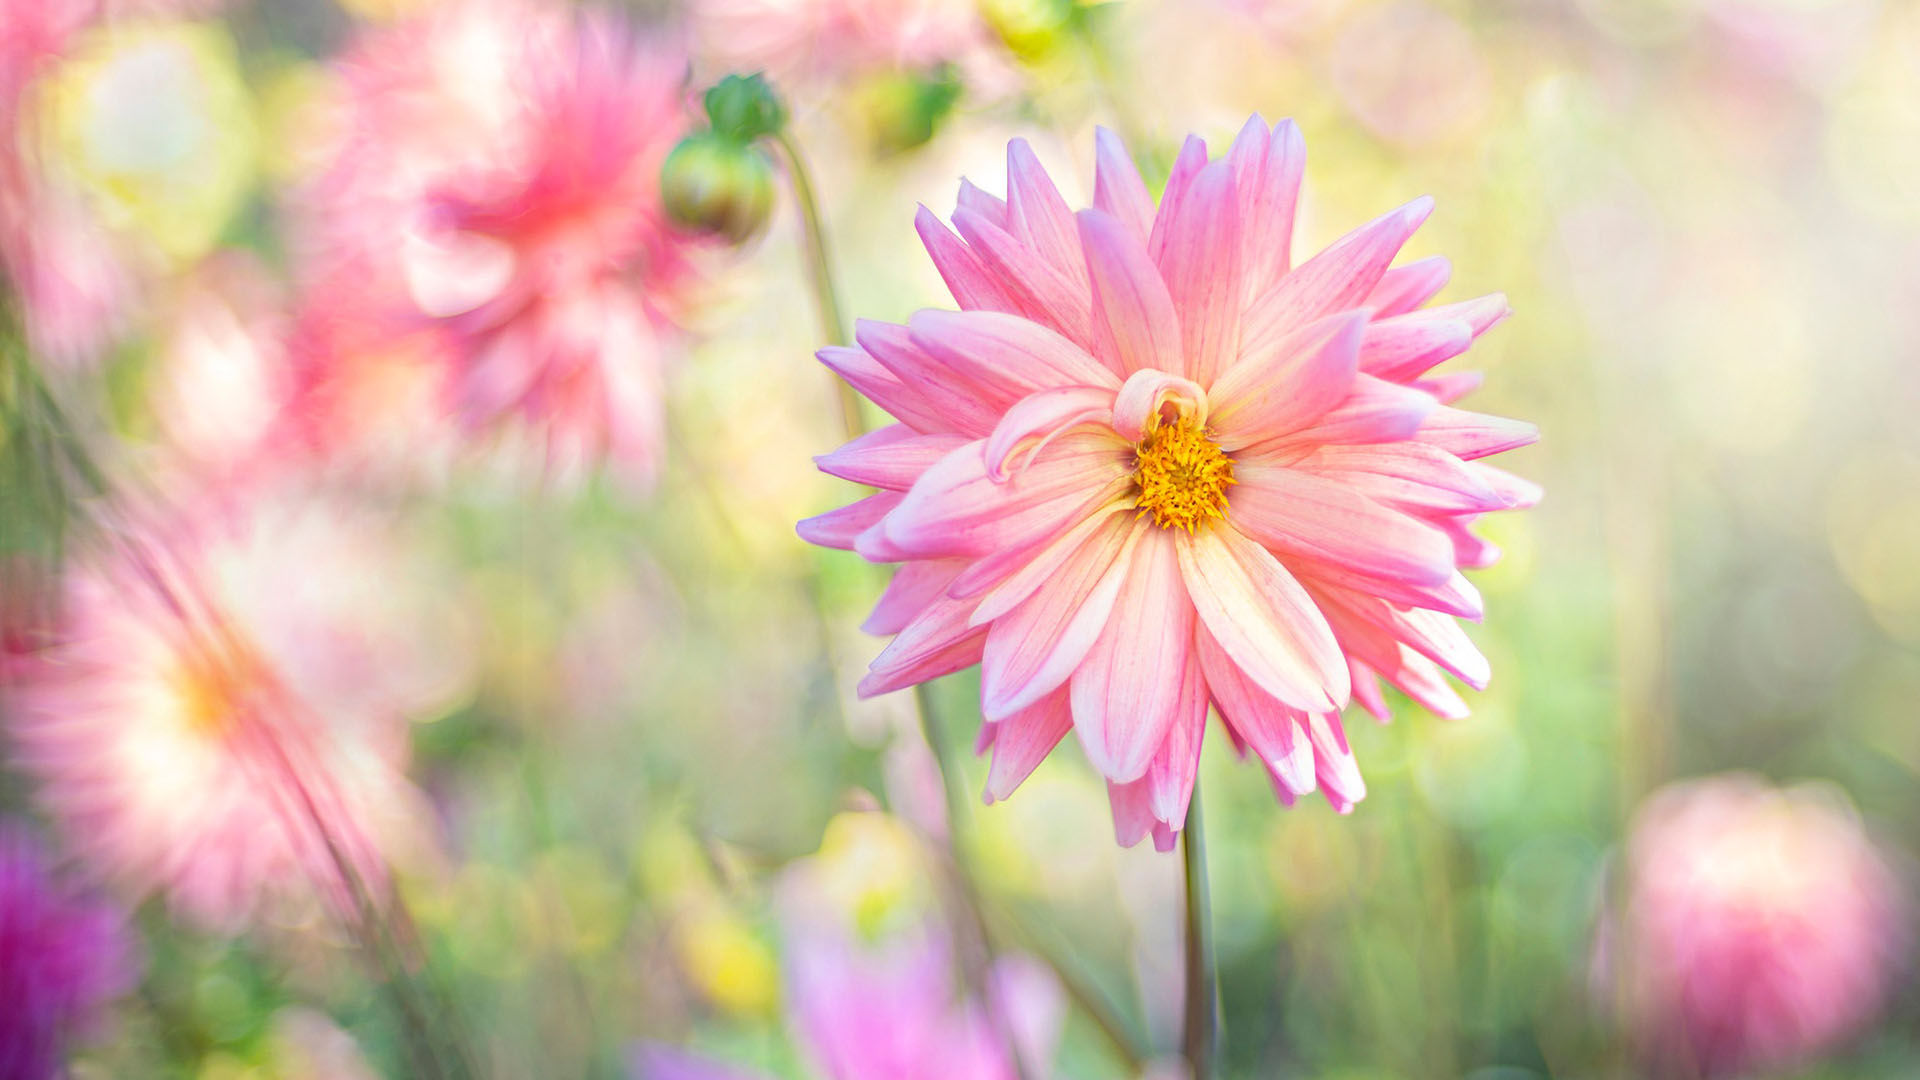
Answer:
674 904 780 1017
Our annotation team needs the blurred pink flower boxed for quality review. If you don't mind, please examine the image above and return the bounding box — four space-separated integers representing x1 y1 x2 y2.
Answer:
1 481 466 929
695 0 989 84
800 118 1535 847
289 0 702 483
1599 775 1910 1076
0 0 137 369
0 822 137 1080
148 254 294 473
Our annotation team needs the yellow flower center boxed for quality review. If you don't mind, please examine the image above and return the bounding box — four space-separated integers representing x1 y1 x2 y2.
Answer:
1132 419 1235 532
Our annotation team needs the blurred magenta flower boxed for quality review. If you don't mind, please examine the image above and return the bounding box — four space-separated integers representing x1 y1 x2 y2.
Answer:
636 813 1062 1080
800 118 1535 847
1598 775 1909 1076
1 480 466 928
0 823 137 1080
289 0 702 483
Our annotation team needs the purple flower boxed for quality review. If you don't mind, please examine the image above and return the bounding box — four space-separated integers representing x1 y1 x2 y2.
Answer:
0 823 137 1080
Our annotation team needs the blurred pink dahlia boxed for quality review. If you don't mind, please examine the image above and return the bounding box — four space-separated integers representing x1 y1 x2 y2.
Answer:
1598 775 1909 1077
0 823 137 1080
800 118 1536 848
289 0 702 483
1 482 464 928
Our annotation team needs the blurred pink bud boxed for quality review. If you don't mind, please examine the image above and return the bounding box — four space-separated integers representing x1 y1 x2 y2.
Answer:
1597 774 1910 1076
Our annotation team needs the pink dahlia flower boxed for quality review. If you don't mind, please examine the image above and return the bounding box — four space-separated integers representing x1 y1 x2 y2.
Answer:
289 0 701 483
1598 775 1909 1077
800 118 1537 848
1 481 465 929
0 823 137 1080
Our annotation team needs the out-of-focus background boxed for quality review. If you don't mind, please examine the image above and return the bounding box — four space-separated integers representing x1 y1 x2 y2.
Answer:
2 0 1918 1077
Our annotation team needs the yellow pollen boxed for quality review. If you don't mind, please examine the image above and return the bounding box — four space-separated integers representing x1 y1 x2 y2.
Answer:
1132 419 1235 532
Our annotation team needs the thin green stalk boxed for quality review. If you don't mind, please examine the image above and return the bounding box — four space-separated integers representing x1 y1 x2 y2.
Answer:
771 128 864 437
1182 784 1220 1079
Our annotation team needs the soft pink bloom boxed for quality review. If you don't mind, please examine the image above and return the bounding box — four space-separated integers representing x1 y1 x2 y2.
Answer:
694 0 990 84
0 0 136 369
800 118 1536 847
1 481 467 929
289 0 701 483
148 254 294 473
0 822 137 1080
1597 775 1909 1077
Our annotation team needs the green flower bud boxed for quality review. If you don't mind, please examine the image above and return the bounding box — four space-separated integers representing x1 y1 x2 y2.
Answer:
702 73 787 144
660 133 776 245
857 66 962 155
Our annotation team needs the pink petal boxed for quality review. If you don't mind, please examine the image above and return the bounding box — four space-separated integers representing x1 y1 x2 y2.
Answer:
1299 442 1504 514
957 177 1009 227
981 514 1142 720
1271 374 1436 448
1092 126 1155 244
1173 525 1348 713
916 206 1022 316
1293 560 1485 621
1078 209 1182 377
1312 585 1489 689
1364 255 1451 317
1438 515 1501 570
885 433 1133 558
798 492 904 551
1241 197 1434 354
1110 369 1209 444
864 559 968 636
1357 313 1474 383
1229 117 1306 302
1418 370 1485 404
1155 160 1242 385
1416 406 1539 460
817 344 953 435
952 207 1092 347
1309 712 1366 810
967 501 1132 618
1209 310 1366 449
1466 462 1542 508
1349 658 1393 721
908 310 1117 409
983 686 1073 803
815 425 968 491
1106 776 1156 848
1229 460 1455 586
1069 527 1196 782
1006 138 1086 289
1194 622 1315 796
983 386 1118 482
856 319 1000 437
859 590 988 698
1145 650 1208 825
1148 135 1209 265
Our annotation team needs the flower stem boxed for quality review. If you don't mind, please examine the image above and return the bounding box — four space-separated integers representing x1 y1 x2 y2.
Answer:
1182 783 1220 1080
771 127 864 438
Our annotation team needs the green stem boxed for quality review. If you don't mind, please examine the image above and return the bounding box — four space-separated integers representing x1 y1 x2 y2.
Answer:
771 128 864 438
1182 783 1220 1079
